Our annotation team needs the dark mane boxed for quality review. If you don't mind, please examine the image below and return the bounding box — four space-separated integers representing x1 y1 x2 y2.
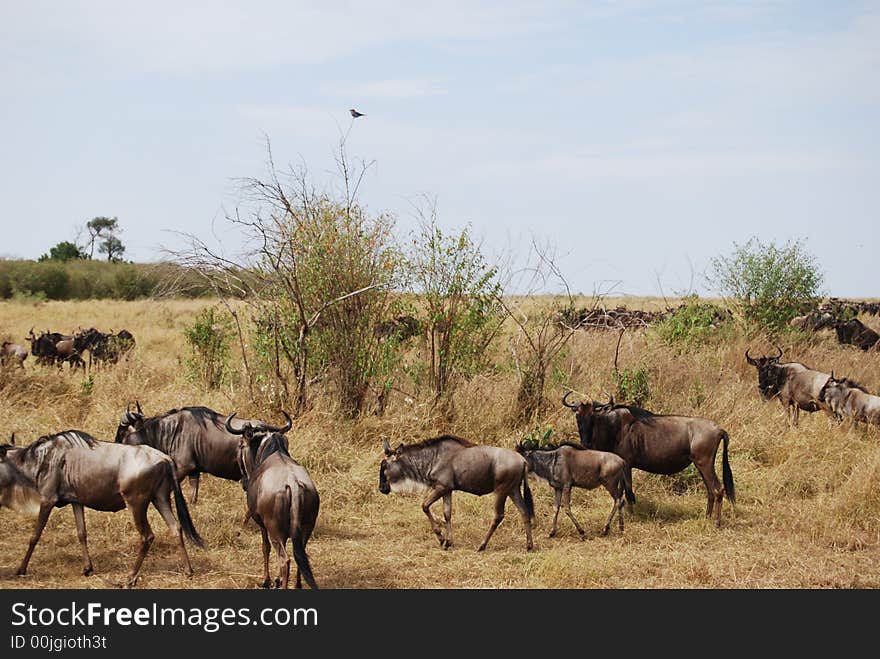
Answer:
401 434 475 452
522 441 585 452
18 431 98 457
611 404 656 419
141 406 223 432
254 433 290 464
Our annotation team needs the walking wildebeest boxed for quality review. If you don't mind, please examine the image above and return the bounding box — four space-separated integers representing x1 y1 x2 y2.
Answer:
26 329 84 371
819 375 880 427
562 392 735 527
516 441 630 538
379 435 534 551
745 347 832 426
0 431 203 586
834 318 880 351
225 412 319 589
1 341 28 369
115 403 269 504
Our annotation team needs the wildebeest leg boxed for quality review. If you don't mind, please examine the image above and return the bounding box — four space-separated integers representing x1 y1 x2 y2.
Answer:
151 494 193 578
271 538 290 589
258 524 272 588
549 488 563 537
420 487 447 547
478 492 507 552
72 503 94 576
17 502 54 576
126 498 155 587
693 457 724 528
601 489 624 536
442 493 453 549
562 486 586 537
188 474 200 505
792 404 800 428
508 484 534 551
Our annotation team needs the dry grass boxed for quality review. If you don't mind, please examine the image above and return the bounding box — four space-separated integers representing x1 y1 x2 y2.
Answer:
1 298 879 589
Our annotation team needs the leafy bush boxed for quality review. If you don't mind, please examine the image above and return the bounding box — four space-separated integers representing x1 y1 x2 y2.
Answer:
614 364 651 406
520 425 554 450
183 306 234 389
707 237 824 333
654 295 730 349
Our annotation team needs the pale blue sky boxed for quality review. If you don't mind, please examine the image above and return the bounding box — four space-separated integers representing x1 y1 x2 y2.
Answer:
1 1 877 296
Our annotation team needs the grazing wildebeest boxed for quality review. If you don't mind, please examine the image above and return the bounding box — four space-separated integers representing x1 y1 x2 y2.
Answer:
562 392 735 527
115 403 269 504
789 311 836 331
834 319 880 351
516 441 630 538
76 328 136 367
225 412 319 589
1 341 28 369
819 375 880 427
745 347 832 426
379 435 534 551
0 431 203 586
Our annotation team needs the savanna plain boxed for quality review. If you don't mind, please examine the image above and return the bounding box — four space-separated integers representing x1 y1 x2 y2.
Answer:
1 297 878 589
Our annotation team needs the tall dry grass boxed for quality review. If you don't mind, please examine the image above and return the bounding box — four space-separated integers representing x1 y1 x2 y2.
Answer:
1 298 879 589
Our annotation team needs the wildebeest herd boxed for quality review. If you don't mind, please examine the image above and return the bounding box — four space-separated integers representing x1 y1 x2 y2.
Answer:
0 327 136 372
0 338 876 589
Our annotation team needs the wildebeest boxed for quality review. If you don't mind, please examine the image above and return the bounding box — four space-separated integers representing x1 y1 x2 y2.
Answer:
819 375 880 427
745 347 832 426
225 412 319 589
1 341 28 369
25 328 84 370
516 441 630 538
562 392 735 527
789 311 836 331
115 403 272 504
834 319 880 351
75 328 137 367
379 435 534 551
0 431 203 586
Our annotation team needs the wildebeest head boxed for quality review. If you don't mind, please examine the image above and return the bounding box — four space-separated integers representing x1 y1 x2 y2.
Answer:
562 391 614 448
745 346 786 399
115 401 146 443
225 411 292 490
378 438 401 495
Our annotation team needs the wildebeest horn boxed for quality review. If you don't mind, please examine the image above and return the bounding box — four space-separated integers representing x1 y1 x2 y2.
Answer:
383 438 392 455
136 400 143 416
9 432 15 446
773 345 783 359
745 348 756 365
225 413 246 435
562 391 579 409
259 411 293 434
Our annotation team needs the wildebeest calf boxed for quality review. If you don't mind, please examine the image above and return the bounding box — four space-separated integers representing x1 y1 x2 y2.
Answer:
516 442 630 538
819 376 880 427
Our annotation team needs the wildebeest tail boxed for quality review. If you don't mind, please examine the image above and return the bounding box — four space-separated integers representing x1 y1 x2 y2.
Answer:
621 468 633 502
521 464 534 520
287 485 318 590
721 431 735 505
170 465 205 549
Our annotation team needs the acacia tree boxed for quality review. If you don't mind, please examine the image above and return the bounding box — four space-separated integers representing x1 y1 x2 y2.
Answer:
82 216 121 259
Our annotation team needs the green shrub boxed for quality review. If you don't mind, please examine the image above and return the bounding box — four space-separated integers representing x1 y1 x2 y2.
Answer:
183 306 234 389
614 364 651 406
654 295 730 349
707 237 823 333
